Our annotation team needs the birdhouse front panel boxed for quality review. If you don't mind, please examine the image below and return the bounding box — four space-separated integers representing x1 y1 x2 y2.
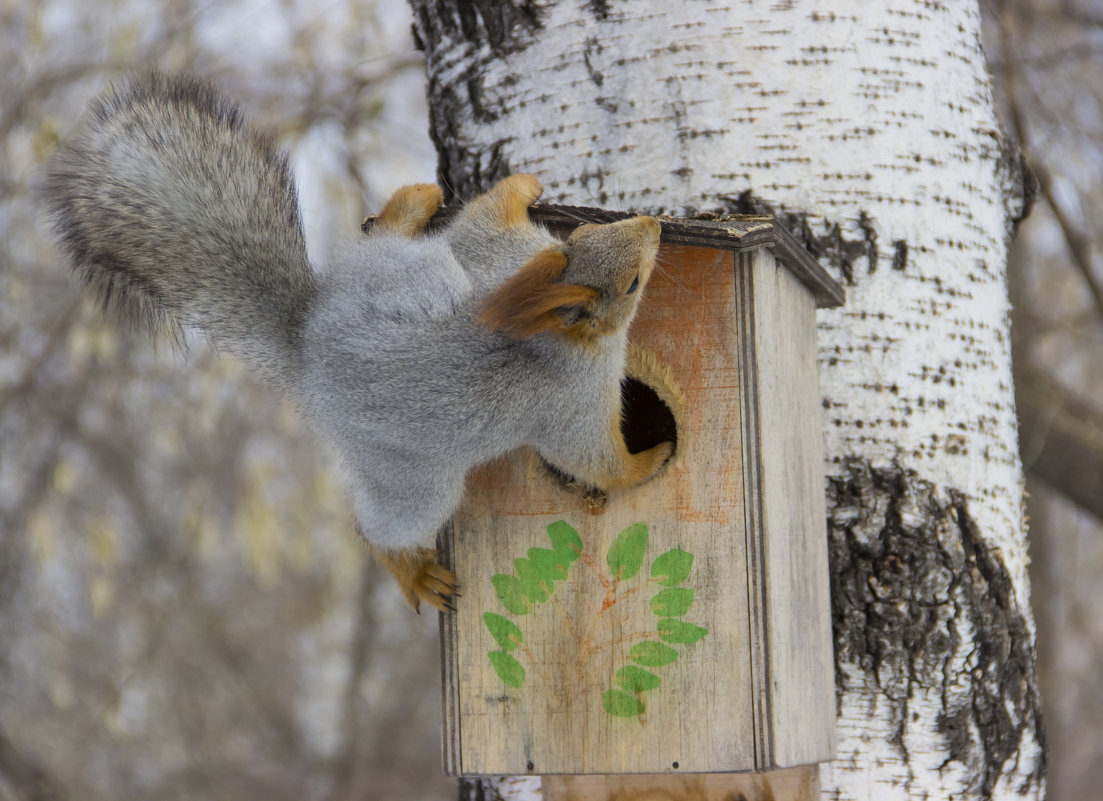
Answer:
440 218 839 777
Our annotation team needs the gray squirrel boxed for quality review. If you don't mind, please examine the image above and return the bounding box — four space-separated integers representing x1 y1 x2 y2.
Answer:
43 72 673 612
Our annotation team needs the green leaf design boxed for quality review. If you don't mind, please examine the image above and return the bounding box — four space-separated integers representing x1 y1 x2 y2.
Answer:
629 640 679 667
527 547 570 583
514 557 549 603
546 521 582 560
491 573 530 615
650 548 694 586
602 688 644 717
488 651 526 688
657 618 709 644
606 522 648 581
484 518 709 709
484 613 523 651
615 665 662 693
650 587 695 617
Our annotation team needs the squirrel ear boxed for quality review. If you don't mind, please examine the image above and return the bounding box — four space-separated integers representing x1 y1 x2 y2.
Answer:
478 249 597 339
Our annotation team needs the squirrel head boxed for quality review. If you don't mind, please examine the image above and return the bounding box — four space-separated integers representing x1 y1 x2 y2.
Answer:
478 216 661 345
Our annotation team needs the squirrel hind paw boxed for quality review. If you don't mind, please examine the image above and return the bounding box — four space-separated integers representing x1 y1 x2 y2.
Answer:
370 544 459 614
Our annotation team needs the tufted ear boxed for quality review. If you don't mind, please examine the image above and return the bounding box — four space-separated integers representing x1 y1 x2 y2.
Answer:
478 249 598 339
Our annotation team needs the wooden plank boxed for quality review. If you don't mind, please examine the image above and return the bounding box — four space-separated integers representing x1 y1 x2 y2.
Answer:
442 244 756 775
542 764 820 801
439 522 462 775
734 250 835 768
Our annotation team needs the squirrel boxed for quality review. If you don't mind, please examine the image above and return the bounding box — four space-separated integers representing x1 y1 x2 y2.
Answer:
43 72 673 613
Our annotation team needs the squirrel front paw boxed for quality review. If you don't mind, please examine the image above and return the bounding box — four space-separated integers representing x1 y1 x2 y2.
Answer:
371 183 444 237
483 173 544 229
369 544 459 613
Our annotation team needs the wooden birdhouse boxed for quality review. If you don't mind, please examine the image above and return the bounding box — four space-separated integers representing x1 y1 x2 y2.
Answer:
439 208 845 786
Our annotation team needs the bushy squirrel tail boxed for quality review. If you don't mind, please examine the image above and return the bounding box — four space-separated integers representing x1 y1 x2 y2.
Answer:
44 72 317 390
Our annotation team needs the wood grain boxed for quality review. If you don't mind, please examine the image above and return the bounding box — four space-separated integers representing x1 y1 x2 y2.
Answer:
542 764 819 801
734 250 836 768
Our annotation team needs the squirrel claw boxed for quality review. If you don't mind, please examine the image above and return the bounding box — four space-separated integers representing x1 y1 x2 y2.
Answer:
370 544 459 614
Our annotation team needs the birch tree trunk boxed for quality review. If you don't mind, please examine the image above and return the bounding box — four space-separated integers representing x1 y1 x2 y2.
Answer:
409 2 1046 799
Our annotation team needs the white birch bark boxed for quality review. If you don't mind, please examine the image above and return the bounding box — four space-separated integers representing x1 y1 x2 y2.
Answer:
412 2 1045 799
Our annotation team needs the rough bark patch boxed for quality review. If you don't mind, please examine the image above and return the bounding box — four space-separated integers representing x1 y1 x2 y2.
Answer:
827 458 1045 798
411 1 547 202
719 190 879 286
458 777 505 801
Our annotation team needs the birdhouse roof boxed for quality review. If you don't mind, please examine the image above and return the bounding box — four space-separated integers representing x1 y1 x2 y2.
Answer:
528 205 845 309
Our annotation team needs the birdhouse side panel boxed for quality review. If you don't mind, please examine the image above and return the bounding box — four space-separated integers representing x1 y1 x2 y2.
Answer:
736 248 836 769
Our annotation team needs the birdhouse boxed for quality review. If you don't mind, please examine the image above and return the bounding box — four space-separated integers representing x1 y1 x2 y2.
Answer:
438 208 845 782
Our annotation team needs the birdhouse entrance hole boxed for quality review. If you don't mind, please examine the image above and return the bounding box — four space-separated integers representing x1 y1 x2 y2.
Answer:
620 375 675 455
540 343 684 507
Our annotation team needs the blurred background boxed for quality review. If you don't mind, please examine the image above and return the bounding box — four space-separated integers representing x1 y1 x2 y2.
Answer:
0 1 1099 799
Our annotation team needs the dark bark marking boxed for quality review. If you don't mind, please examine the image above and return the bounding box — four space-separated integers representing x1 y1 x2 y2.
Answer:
589 0 611 20
719 190 876 286
413 0 543 54
857 210 878 274
411 0 546 201
457 777 503 801
827 459 1046 798
995 137 1037 238
892 239 908 271
583 37 605 88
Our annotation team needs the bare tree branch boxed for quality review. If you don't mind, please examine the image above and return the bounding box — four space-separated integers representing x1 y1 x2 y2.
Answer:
0 726 64 801
1018 363 1103 521
996 9 1103 323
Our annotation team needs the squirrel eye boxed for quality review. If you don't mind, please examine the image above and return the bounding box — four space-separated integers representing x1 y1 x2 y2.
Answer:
626 273 640 295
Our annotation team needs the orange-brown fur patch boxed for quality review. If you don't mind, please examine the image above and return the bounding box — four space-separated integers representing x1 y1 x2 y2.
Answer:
373 183 444 237
368 543 459 613
488 173 543 229
478 250 598 339
559 313 627 349
597 439 675 491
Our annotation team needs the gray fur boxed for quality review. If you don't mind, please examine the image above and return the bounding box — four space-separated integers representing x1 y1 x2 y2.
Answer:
43 73 662 555
43 72 315 390
302 228 630 549
445 196 560 295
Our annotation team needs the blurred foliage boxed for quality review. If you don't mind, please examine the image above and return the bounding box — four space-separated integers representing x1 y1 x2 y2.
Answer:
0 1 450 800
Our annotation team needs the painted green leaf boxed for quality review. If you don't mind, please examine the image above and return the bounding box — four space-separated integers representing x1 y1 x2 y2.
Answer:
546 520 582 561
650 587 695 617
629 640 679 667
657 618 709 644
602 688 644 717
514 557 549 603
615 665 662 693
488 651 526 688
484 612 523 651
606 522 648 581
650 548 694 586
491 573 530 615
527 547 569 583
